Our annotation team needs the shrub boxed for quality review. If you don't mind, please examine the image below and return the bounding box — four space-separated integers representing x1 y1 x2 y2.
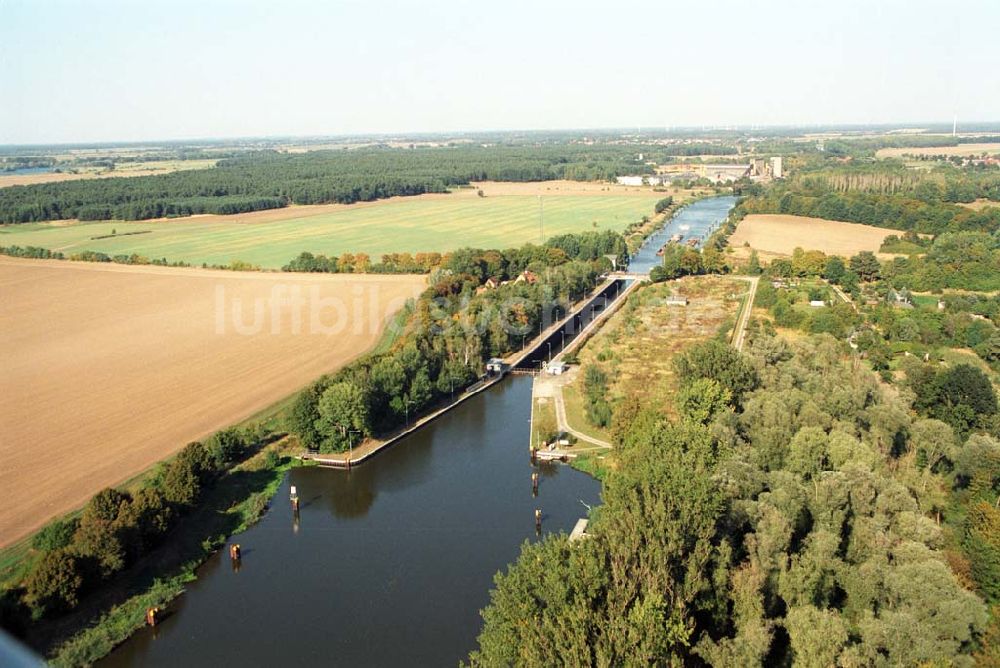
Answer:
23 549 84 618
583 364 613 427
208 427 247 467
73 519 126 579
32 518 79 553
161 460 202 507
263 449 280 470
81 488 131 525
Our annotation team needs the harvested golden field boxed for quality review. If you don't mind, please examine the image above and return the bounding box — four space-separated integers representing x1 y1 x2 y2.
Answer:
0 258 424 546
729 214 904 262
875 142 1000 159
0 159 218 187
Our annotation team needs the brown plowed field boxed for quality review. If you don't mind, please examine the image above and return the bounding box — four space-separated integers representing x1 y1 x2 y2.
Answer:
0 258 425 545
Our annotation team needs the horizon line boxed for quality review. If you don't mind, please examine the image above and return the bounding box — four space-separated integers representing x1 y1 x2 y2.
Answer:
3 120 1000 150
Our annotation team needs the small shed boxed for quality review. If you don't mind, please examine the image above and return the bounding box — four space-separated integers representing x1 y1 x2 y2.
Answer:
547 360 568 375
486 358 505 374
809 300 826 307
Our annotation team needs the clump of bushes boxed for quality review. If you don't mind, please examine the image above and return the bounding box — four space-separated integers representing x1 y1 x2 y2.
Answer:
583 364 613 427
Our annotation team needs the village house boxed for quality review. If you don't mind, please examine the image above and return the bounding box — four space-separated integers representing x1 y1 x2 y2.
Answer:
475 276 502 295
514 270 539 285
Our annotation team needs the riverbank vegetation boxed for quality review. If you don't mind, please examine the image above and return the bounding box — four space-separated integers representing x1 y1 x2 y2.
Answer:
0 423 298 664
289 233 627 452
470 334 994 665
0 226 626 665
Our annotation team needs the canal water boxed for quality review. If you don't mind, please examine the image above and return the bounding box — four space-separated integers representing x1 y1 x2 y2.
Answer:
101 377 601 667
100 196 736 666
628 195 738 274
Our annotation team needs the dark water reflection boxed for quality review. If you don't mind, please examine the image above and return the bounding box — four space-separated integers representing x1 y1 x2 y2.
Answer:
101 377 601 667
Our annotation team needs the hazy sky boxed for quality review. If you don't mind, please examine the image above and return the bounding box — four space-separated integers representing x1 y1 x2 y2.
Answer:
2 0 998 144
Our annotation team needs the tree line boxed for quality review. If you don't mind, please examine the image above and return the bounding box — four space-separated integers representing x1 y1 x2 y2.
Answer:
281 230 627 278
736 165 1000 236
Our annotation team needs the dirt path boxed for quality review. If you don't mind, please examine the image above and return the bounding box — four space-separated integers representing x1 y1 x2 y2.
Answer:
553 388 611 448
534 368 612 449
731 275 759 352
828 281 857 311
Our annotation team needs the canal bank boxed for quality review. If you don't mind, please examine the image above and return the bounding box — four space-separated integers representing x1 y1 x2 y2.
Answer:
303 275 633 468
99 376 600 667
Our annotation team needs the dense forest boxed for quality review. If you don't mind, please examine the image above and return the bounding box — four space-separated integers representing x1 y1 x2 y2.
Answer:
0 144 655 224
470 335 995 666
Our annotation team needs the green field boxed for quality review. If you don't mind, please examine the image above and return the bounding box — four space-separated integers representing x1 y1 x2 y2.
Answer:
0 193 658 268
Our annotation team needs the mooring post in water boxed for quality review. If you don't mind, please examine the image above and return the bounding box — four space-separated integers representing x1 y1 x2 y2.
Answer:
532 471 539 497
146 607 159 627
535 508 542 535
230 543 242 573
